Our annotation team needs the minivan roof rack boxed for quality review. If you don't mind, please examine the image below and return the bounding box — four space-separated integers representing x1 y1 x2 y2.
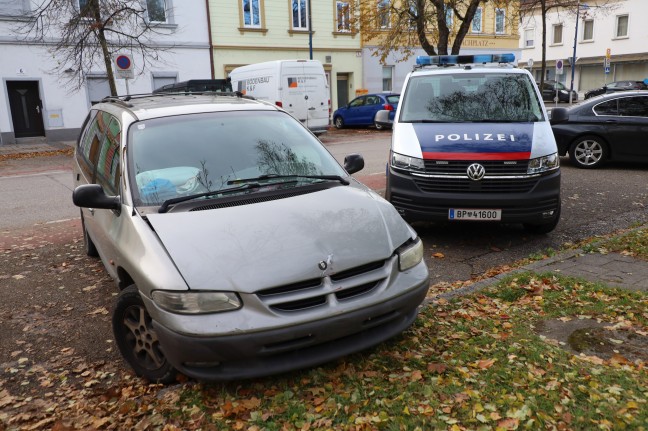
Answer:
414 53 516 70
100 91 255 106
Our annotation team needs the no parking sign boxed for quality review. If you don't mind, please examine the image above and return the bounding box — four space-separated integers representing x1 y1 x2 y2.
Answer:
114 54 134 79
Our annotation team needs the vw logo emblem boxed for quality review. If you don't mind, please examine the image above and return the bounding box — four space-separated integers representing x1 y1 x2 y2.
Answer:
318 261 327 270
467 163 486 181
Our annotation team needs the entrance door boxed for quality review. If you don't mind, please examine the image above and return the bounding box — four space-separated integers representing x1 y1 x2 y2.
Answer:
7 81 45 138
336 73 349 110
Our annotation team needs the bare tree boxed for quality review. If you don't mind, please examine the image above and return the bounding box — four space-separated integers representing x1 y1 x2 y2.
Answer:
519 0 616 91
16 0 176 95
357 0 517 63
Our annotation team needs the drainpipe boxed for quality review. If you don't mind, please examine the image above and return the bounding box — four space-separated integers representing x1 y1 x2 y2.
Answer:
308 0 313 60
204 0 215 78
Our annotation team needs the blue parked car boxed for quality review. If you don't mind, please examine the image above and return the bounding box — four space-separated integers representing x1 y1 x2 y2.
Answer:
333 93 400 130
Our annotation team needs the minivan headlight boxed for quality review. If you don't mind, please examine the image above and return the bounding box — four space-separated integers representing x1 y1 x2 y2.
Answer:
397 238 424 271
527 153 559 174
151 291 242 314
392 152 425 172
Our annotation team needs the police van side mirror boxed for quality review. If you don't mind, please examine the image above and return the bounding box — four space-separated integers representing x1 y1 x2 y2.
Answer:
73 184 121 211
550 107 569 124
344 153 364 174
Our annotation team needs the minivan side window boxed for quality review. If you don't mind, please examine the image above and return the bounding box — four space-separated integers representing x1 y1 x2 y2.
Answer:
77 110 101 182
96 113 121 195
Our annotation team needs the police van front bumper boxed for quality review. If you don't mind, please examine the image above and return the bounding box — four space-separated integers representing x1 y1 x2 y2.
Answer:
387 167 561 224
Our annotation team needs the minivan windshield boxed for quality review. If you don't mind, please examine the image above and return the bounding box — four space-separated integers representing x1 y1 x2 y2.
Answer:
400 73 544 123
128 110 346 207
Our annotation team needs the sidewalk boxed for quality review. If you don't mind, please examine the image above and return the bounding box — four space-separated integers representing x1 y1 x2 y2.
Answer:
2 136 647 297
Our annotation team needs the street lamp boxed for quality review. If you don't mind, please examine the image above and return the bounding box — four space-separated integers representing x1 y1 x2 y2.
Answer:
569 1 589 104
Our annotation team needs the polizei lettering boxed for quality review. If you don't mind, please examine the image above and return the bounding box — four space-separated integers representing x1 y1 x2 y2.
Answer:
435 133 516 142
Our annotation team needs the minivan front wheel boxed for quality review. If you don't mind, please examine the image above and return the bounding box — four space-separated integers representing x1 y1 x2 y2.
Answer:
113 285 177 384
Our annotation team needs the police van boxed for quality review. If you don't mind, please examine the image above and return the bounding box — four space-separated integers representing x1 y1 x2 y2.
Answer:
386 54 561 234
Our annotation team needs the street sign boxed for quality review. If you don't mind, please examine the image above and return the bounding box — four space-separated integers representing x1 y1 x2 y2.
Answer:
556 59 564 75
606 48 611 59
114 54 134 79
605 66 610 74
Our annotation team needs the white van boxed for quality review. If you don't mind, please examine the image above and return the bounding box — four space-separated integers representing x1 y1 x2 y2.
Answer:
387 54 561 234
229 60 330 134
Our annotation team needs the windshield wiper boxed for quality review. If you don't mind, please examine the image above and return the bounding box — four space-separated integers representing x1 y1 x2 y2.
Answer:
158 183 261 213
405 119 446 123
227 174 349 186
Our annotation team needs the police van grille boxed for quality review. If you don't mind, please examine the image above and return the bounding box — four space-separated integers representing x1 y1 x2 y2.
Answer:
413 176 538 193
423 160 529 175
256 259 389 312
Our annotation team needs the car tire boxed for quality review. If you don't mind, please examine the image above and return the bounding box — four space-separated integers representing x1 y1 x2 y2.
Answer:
374 121 384 130
112 285 178 384
81 211 99 257
334 116 344 129
568 135 608 169
523 204 561 235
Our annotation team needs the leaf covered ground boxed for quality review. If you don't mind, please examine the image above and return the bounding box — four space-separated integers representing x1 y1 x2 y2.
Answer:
1 224 647 430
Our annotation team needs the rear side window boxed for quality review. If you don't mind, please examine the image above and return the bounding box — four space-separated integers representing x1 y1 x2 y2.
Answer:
77 110 100 181
96 113 121 195
594 99 618 116
386 95 400 104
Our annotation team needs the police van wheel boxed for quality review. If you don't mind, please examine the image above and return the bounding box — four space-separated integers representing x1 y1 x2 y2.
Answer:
334 116 344 129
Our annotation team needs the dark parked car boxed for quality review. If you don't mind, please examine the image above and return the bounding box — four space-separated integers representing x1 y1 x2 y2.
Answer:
584 80 648 99
550 91 648 168
333 93 399 129
537 80 579 103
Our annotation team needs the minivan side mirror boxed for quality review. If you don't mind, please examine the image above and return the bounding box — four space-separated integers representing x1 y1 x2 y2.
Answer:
344 153 364 174
73 184 121 211
550 107 569 124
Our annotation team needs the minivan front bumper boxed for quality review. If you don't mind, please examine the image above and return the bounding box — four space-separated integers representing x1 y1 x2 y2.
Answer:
387 167 561 224
150 275 429 381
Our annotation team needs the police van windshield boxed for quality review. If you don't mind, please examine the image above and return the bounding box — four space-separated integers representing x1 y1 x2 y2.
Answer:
400 73 545 123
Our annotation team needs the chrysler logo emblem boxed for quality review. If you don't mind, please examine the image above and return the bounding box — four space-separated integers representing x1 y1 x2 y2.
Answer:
467 163 486 181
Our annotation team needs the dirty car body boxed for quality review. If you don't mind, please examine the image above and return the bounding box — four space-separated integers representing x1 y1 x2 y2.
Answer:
72 93 429 382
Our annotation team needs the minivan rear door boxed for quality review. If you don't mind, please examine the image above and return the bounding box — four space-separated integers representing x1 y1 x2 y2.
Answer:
281 61 329 130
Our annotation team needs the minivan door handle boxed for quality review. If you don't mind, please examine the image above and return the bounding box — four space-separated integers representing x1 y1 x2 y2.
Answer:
308 107 316 110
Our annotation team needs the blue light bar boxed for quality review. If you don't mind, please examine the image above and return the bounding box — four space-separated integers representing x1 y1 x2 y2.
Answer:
415 53 516 66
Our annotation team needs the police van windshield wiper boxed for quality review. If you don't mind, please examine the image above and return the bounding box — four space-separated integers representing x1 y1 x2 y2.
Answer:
405 119 446 123
158 183 262 213
227 174 349 186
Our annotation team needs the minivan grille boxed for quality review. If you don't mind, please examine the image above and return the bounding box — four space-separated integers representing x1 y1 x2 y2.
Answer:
256 259 389 312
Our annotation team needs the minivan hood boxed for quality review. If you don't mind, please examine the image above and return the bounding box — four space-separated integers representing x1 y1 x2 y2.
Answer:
146 185 412 292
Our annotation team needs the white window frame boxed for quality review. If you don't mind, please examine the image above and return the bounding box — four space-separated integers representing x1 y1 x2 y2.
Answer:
336 1 351 32
292 0 308 30
524 28 534 48
552 23 563 45
382 66 394 92
615 14 628 39
242 0 262 28
495 8 505 34
582 19 594 41
146 0 167 24
471 7 482 33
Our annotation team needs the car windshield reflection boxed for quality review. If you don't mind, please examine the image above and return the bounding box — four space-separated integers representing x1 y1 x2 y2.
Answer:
128 111 346 207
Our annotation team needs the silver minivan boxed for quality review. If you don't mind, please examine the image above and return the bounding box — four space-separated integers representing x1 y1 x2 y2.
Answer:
72 93 429 383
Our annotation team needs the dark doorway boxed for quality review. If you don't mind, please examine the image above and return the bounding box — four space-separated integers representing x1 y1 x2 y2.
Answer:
7 81 45 138
336 73 349 110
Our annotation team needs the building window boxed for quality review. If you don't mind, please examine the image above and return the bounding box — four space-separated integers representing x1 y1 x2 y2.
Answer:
582 19 594 41
87 75 111 105
471 7 482 33
615 14 628 38
146 0 167 23
377 0 390 29
552 24 563 44
524 28 534 48
382 66 393 92
242 0 261 28
495 8 505 34
336 1 350 32
445 7 453 28
292 0 308 30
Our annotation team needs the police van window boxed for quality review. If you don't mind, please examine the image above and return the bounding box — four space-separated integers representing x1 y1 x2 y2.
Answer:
400 73 544 123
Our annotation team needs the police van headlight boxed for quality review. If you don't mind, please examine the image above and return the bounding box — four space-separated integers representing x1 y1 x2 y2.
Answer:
527 153 559 174
391 152 425 172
